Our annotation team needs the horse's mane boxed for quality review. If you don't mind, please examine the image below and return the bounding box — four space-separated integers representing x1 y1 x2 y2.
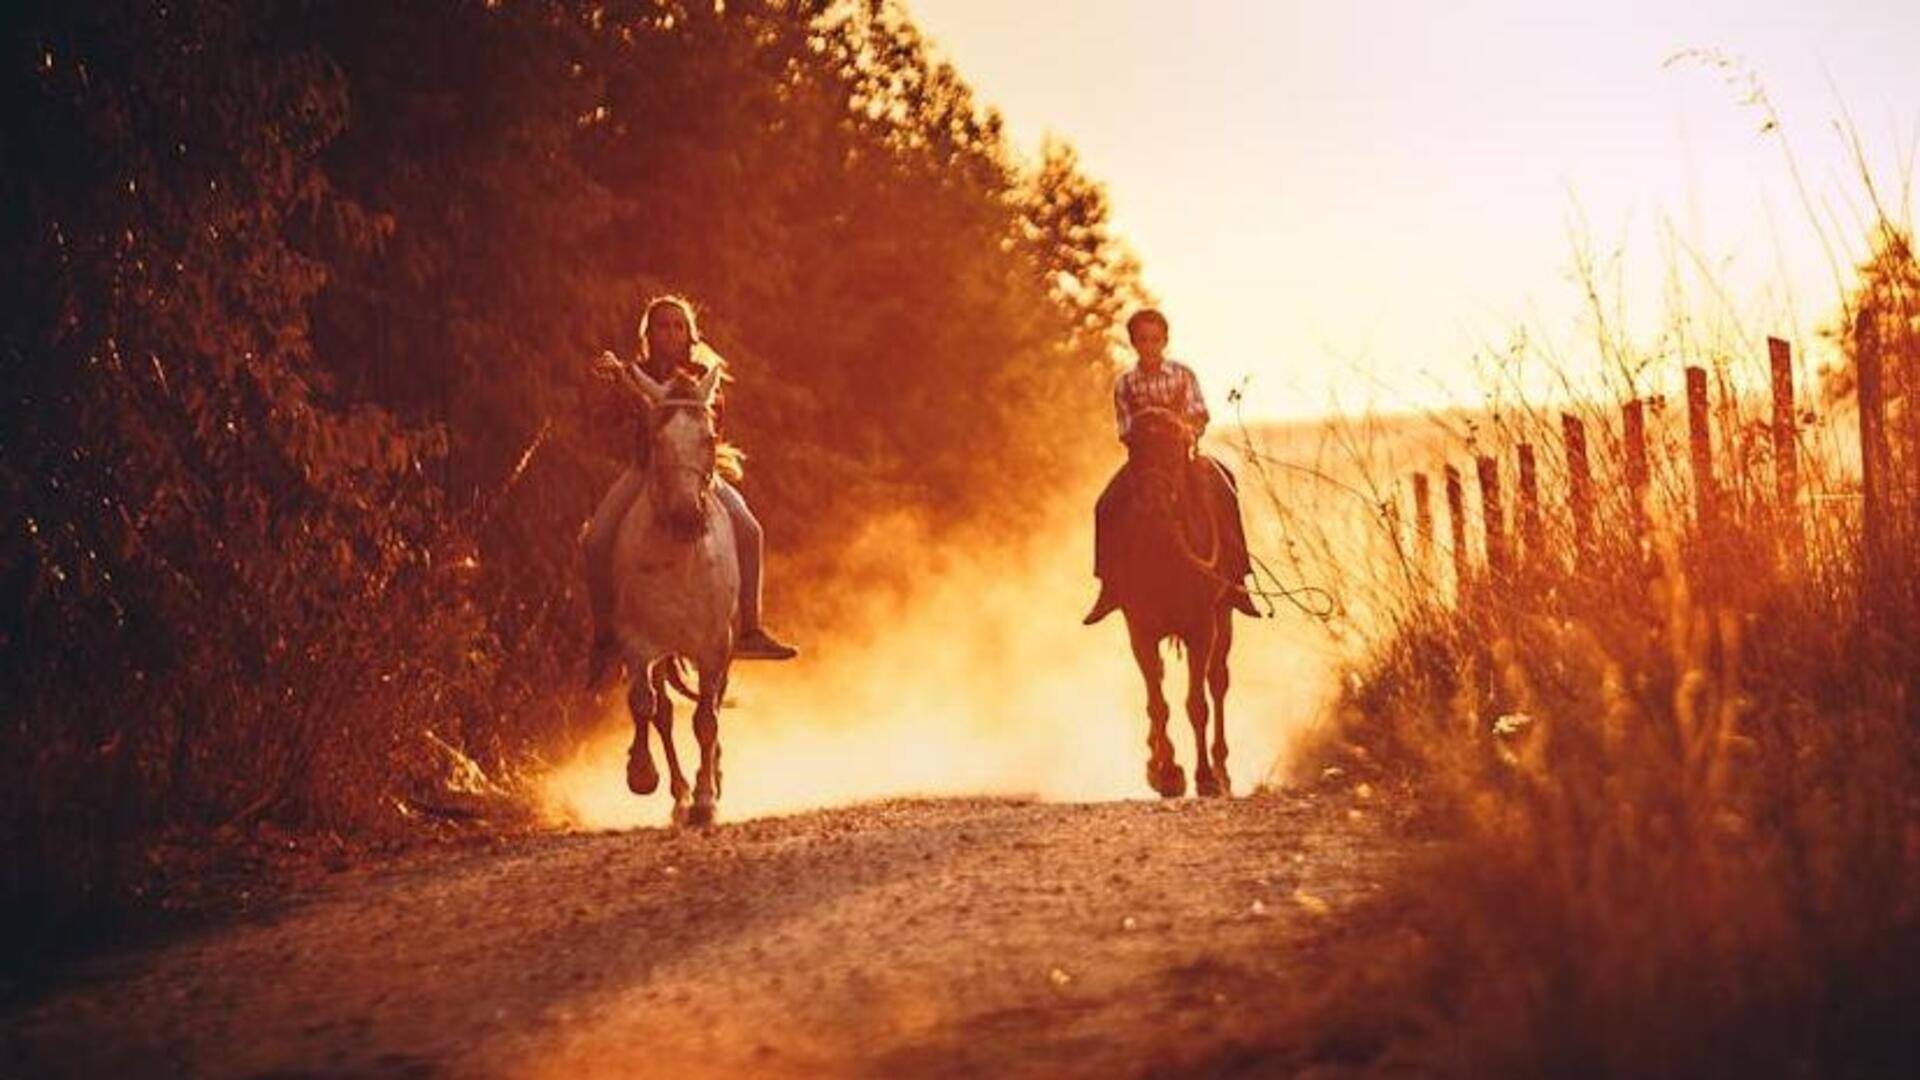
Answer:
716 442 745 484
1131 405 1189 436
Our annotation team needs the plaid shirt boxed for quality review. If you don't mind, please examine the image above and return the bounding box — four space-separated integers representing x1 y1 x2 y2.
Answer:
1114 359 1209 441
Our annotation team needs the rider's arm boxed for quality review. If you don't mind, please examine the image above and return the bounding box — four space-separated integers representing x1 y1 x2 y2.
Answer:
594 350 650 404
1182 364 1211 440
1113 372 1133 443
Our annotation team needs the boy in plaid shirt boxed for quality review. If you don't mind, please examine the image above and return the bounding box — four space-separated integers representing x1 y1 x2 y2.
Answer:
1084 308 1260 623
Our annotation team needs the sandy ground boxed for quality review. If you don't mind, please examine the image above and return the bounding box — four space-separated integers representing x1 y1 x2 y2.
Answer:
4 792 1400 1079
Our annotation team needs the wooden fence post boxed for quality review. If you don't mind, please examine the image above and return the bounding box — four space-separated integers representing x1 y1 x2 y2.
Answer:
1517 442 1543 566
1623 398 1650 548
1476 454 1506 580
1768 337 1802 550
1412 472 1434 573
1686 366 1719 537
1562 413 1594 572
1445 464 1468 600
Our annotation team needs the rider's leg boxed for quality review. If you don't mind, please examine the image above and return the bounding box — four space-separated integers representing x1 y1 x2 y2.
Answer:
1094 469 1124 579
586 468 647 684
1084 463 1132 625
1201 456 1261 616
714 480 764 628
1204 458 1252 578
715 480 798 660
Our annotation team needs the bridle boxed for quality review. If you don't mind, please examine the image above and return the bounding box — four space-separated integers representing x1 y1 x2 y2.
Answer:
647 398 718 522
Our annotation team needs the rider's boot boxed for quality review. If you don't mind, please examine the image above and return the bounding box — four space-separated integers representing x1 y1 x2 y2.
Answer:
723 487 797 661
736 625 799 661
1082 578 1122 625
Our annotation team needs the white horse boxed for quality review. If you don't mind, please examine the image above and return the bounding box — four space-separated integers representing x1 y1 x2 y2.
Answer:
602 360 737 826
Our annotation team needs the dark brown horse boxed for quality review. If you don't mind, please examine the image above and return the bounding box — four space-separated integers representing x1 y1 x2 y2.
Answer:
1114 408 1237 798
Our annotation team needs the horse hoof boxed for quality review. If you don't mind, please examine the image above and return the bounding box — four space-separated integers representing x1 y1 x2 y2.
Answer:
685 801 716 828
1196 772 1223 798
1149 763 1186 799
627 753 659 796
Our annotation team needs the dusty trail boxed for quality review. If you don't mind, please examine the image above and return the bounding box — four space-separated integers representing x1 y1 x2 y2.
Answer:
5 792 1397 1078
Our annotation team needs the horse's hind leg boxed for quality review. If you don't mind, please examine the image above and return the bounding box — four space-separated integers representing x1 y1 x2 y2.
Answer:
625 669 660 796
650 664 690 823
709 671 728 801
1130 626 1183 798
685 661 727 828
1187 631 1220 798
1207 615 1233 797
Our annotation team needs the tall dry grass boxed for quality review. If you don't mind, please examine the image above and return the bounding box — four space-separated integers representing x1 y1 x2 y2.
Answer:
1243 216 1920 1074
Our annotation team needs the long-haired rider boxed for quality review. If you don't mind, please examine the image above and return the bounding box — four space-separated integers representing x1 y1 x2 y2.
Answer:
586 296 799 684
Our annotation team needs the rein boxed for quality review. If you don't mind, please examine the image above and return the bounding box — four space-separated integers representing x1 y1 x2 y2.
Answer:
1144 459 1337 622
645 397 720 526
1146 465 1240 605
1163 468 1222 573
1124 397 1343 622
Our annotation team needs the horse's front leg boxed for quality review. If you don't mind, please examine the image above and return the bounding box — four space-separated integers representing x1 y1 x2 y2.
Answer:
1129 622 1183 798
650 663 691 823
1186 628 1220 798
1207 611 1233 796
685 660 728 828
626 663 660 796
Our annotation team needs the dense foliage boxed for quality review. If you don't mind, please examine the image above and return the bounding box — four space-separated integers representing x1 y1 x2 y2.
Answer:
0 0 1143 949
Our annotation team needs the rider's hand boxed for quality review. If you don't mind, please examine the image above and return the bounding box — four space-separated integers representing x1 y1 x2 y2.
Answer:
592 350 625 381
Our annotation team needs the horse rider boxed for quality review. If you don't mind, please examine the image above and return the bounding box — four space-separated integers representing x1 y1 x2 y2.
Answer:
586 295 799 686
1083 307 1262 625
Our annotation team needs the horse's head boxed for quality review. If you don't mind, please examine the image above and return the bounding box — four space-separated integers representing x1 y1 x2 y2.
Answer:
1124 407 1213 568
633 364 724 541
1127 407 1195 476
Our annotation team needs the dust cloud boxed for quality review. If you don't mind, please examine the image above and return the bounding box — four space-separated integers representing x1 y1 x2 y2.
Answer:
540 484 1341 829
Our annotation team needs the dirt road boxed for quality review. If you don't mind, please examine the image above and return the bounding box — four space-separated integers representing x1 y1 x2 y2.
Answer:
5 792 1400 1078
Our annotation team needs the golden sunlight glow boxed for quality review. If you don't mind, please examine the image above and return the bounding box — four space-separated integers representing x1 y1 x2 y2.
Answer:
909 0 1920 418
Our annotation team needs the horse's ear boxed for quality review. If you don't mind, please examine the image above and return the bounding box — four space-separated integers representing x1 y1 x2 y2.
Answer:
694 363 724 406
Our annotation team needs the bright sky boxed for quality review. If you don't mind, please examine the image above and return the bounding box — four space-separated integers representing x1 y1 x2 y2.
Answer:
907 0 1920 419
